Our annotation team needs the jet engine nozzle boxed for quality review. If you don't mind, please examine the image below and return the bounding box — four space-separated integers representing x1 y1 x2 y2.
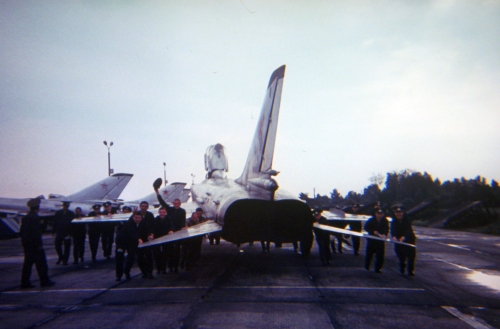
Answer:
248 178 278 192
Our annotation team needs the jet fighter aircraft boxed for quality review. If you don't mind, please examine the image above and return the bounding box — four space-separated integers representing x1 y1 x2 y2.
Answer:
0 173 133 234
140 65 317 255
79 66 374 255
139 66 411 252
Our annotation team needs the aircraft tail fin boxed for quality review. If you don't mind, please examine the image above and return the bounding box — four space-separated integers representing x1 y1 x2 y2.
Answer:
65 173 133 202
235 65 285 193
158 183 186 203
178 188 191 203
127 182 186 206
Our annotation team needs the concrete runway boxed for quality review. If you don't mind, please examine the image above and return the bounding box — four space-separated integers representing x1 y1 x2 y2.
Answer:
0 227 499 329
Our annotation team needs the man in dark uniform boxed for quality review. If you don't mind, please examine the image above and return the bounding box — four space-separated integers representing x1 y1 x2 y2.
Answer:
330 221 346 254
136 201 155 278
87 204 102 263
115 211 146 281
154 186 186 273
101 201 116 260
181 211 205 270
71 207 86 264
152 206 171 275
364 208 389 273
347 203 362 256
138 201 155 230
312 209 332 266
390 204 417 276
193 207 207 262
20 198 55 288
53 201 75 265
114 206 132 234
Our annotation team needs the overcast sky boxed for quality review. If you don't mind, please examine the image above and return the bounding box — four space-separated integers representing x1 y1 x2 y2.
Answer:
1 0 499 202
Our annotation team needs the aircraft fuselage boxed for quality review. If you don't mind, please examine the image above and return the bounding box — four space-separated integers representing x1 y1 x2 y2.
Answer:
191 178 314 250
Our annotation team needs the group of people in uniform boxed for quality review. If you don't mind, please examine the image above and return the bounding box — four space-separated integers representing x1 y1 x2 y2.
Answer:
20 194 416 288
19 186 212 288
113 189 208 281
51 201 117 266
313 202 416 276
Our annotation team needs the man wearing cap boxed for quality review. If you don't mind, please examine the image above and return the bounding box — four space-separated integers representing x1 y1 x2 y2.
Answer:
312 209 332 266
20 198 55 288
347 203 363 256
101 201 116 260
71 207 86 264
53 201 75 265
122 206 132 214
390 204 416 276
87 204 102 263
364 208 389 273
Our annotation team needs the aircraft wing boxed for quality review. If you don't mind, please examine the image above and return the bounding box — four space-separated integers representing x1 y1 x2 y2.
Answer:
322 209 371 222
0 208 25 216
0 216 21 234
139 220 222 248
71 213 131 224
313 223 416 248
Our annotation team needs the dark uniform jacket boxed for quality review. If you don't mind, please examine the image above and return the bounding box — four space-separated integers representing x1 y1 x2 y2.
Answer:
364 216 389 237
87 211 101 234
153 214 172 238
137 211 154 231
20 211 43 249
72 212 86 235
116 219 152 248
345 209 362 232
313 216 330 241
53 209 75 238
390 214 416 244
156 195 186 232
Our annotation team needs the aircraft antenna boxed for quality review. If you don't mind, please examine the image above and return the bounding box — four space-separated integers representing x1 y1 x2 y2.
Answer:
163 162 167 187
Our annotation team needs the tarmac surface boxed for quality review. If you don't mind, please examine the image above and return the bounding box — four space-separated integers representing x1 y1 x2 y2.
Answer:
0 226 499 329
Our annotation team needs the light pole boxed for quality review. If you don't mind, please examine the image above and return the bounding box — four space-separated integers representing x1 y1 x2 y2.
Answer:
103 141 113 176
163 162 167 186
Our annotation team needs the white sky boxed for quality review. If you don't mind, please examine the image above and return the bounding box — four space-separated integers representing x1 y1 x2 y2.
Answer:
1 0 499 201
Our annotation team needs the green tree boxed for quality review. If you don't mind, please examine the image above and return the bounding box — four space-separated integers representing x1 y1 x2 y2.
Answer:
330 189 343 204
345 191 362 204
362 184 381 204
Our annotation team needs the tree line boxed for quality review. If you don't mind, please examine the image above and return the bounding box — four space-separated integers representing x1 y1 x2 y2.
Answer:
299 169 500 211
